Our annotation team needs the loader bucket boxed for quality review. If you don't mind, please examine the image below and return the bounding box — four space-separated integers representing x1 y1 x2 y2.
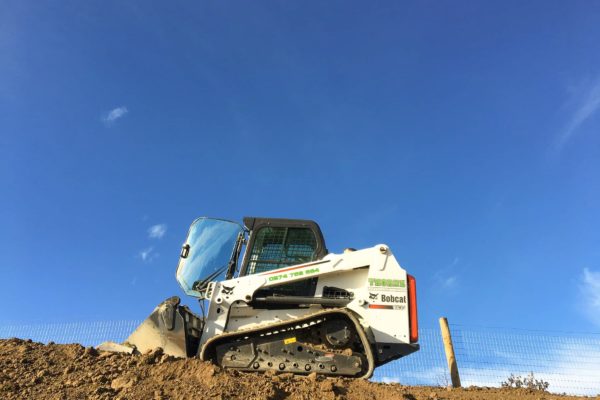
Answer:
98 296 204 358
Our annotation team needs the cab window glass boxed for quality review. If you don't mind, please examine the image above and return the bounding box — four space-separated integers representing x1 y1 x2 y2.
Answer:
246 227 317 275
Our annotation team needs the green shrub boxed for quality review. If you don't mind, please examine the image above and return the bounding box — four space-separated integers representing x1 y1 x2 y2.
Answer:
501 372 549 391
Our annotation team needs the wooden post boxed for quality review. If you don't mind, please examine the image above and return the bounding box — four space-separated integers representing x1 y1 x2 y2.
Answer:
439 317 461 388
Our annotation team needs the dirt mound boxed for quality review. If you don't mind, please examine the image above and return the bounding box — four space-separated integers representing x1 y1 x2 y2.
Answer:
0 339 591 400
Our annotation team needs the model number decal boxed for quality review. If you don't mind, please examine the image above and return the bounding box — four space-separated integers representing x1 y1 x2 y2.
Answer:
369 304 406 310
268 267 320 282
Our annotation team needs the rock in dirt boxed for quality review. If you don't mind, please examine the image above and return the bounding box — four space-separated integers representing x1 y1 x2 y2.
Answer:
111 376 137 390
84 346 99 357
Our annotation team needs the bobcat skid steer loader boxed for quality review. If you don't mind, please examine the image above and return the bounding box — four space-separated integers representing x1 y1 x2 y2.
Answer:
99 216 419 378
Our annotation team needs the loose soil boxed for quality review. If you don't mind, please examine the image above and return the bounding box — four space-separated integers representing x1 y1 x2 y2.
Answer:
0 339 594 400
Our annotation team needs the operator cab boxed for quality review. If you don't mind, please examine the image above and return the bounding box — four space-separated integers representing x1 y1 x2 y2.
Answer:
176 216 327 299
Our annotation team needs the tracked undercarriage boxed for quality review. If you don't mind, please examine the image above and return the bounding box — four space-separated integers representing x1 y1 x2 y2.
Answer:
204 309 375 378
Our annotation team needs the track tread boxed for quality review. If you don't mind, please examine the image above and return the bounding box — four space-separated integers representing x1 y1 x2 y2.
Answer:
200 308 375 378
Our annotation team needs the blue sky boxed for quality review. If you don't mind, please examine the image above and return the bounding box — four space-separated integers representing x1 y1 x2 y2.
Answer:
1 1 599 333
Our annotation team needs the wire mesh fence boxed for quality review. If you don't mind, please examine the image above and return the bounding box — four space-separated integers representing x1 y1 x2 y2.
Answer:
450 324 600 396
1 321 599 396
0 321 142 347
373 327 448 386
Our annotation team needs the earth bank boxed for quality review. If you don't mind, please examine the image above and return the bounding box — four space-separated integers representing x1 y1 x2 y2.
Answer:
0 339 594 400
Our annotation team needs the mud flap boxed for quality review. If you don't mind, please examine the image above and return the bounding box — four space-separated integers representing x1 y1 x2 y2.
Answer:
98 296 204 358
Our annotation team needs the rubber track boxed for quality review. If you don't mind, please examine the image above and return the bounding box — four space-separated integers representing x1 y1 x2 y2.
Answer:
199 308 375 379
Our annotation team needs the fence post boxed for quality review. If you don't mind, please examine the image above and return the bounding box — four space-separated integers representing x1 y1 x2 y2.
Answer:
439 317 461 388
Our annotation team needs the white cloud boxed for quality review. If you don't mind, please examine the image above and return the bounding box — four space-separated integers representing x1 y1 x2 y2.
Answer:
434 257 460 290
138 247 157 262
442 276 457 288
102 106 128 125
137 224 166 263
148 224 167 239
580 268 600 327
556 76 600 150
380 366 448 386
